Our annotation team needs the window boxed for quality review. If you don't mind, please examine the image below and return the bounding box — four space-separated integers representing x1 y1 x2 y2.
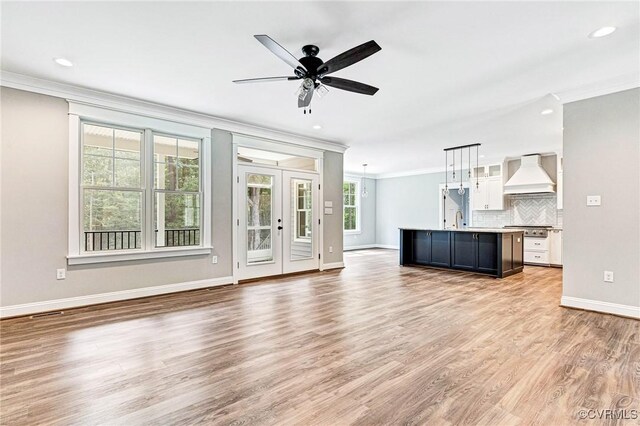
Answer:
153 135 201 248
343 179 360 233
69 104 211 264
82 124 144 251
294 180 312 240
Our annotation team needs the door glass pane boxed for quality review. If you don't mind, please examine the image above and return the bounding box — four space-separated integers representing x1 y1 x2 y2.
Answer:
247 173 273 264
291 178 312 260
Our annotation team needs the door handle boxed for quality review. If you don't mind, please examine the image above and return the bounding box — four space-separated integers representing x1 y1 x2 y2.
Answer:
277 226 283 230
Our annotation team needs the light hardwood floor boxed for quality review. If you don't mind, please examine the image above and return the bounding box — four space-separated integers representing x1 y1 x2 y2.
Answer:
1 249 638 425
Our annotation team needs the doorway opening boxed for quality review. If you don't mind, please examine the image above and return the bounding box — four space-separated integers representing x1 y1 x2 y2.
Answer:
234 143 323 282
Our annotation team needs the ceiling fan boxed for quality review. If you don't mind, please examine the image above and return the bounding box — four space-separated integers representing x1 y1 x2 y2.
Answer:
233 35 381 113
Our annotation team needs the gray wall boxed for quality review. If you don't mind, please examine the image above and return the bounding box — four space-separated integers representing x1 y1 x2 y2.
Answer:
344 177 376 249
376 172 445 247
322 151 344 264
0 88 233 307
563 88 640 314
1 87 344 308
211 129 234 276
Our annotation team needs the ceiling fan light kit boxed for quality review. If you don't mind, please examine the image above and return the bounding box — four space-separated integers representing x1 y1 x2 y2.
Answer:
233 35 381 112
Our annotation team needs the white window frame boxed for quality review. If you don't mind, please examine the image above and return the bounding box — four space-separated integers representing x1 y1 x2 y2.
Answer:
343 178 361 234
67 103 212 265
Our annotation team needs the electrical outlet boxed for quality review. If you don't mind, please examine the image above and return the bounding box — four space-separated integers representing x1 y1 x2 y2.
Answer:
56 269 66 280
212 256 218 264
603 271 614 283
587 195 601 206
329 246 333 253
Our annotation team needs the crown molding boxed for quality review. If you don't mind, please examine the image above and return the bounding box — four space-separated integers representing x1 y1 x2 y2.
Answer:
346 166 450 180
0 71 348 154
557 72 640 104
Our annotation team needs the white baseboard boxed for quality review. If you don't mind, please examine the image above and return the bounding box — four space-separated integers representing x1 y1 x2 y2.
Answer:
375 244 399 250
343 244 378 251
344 244 399 251
561 296 640 319
322 261 345 270
0 276 234 319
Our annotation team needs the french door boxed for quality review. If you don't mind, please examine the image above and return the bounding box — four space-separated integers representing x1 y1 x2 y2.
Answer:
237 165 319 280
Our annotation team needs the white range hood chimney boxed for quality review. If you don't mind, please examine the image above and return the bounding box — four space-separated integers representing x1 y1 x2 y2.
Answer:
503 154 555 194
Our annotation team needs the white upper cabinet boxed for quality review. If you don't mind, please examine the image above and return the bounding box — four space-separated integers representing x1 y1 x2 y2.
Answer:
471 162 505 211
472 180 487 211
486 178 504 210
472 164 502 179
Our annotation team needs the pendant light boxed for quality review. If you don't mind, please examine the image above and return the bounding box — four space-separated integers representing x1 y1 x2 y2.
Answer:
361 163 369 198
443 143 482 229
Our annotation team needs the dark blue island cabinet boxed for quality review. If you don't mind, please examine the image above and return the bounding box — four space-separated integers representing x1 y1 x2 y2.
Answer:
399 228 524 278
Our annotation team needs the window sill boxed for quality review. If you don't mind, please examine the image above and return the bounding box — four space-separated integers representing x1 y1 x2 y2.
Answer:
67 246 213 265
344 230 362 235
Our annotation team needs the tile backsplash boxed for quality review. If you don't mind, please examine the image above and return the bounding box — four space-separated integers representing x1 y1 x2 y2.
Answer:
473 194 562 228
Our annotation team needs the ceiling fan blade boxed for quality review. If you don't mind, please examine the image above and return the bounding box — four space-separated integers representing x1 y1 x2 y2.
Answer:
233 76 299 84
298 87 314 108
320 76 379 95
317 40 381 76
254 35 306 71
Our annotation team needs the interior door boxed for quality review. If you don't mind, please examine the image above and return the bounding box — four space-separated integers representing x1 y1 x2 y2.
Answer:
238 165 282 280
282 171 319 274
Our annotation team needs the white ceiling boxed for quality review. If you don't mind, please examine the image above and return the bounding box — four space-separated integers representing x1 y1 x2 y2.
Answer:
2 1 639 176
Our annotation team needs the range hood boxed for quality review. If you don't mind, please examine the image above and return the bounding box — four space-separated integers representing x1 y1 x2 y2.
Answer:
503 154 555 194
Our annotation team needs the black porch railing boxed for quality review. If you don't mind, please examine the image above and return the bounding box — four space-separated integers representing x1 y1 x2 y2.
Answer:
84 228 200 251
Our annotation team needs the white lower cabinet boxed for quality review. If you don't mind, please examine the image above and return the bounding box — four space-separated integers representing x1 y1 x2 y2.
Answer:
549 229 562 266
524 250 549 265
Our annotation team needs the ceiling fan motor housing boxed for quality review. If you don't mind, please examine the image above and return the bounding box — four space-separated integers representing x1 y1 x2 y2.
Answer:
299 45 323 79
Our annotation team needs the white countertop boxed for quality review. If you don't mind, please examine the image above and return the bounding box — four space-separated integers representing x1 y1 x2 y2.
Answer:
399 227 525 234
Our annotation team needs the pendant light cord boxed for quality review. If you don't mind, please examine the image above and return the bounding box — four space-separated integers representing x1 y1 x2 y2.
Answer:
445 151 448 191
459 148 463 189
476 145 479 189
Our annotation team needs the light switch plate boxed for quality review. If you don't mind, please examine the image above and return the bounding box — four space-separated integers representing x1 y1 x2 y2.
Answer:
587 195 601 206
603 271 614 283
56 269 66 280
324 207 333 215
324 201 333 208
212 256 218 264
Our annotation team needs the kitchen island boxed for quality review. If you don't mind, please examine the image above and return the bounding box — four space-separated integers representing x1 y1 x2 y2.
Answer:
399 228 524 278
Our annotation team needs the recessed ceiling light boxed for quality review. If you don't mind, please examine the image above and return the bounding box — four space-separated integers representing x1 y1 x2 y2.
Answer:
541 109 554 115
54 57 73 67
480 155 485 158
312 124 322 130
588 26 617 39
